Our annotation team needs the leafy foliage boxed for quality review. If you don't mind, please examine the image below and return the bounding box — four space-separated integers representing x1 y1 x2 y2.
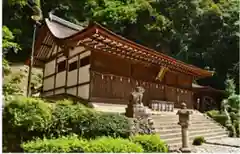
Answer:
3 96 52 152
227 94 240 110
130 134 168 152
22 135 144 153
3 71 26 101
225 75 236 96
84 136 144 153
50 104 131 138
21 135 87 153
2 25 21 54
206 109 240 137
3 97 132 152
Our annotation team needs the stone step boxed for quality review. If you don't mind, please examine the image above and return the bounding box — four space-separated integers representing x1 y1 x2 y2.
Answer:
167 134 228 150
152 117 209 122
159 128 227 139
153 119 213 125
152 116 209 121
156 125 224 134
163 131 228 144
155 122 223 130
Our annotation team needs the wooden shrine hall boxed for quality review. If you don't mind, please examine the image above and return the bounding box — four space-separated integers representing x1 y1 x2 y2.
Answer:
33 13 213 110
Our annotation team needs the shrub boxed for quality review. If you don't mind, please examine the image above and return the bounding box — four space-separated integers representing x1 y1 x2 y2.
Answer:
206 110 220 117
192 136 205 145
22 136 143 153
130 134 168 152
212 114 229 126
89 112 132 138
85 137 143 153
206 110 228 126
3 96 52 152
22 135 87 153
228 94 240 109
55 99 75 106
3 97 132 152
49 105 131 139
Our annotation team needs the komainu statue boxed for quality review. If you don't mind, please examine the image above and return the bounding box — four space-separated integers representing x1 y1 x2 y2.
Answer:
126 86 156 135
129 86 145 106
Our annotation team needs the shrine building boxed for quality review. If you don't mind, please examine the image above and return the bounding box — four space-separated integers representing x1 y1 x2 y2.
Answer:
33 13 213 109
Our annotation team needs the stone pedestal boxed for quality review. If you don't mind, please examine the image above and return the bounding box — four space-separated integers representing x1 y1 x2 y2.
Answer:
126 103 151 118
177 102 193 153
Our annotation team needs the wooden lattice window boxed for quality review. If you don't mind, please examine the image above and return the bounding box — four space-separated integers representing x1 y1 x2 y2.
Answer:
80 56 90 67
69 61 78 71
57 60 66 72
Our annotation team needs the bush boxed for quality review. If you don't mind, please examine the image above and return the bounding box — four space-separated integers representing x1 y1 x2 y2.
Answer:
3 96 52 152
206 110 220 117
3 97 132 152
55 99 75 106
228 94 240 109
22 135 87 153
130 134 168 152
89 112 132 138
206 110 228 126
22 136 144 153
192 136 205 145
212 114 229 126
85 137 143 153
50 105 132 138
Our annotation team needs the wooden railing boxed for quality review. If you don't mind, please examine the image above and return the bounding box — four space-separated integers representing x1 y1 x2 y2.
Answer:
150 100 174 112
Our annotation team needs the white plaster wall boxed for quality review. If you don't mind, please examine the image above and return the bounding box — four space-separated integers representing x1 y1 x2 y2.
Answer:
79 65 90 84
57 56 66 63
44 60 55 77
67 87 77 96
68 56 78 63
78 84 89 99
55 88 65 95
43 76 54 91
56 71 66 88
69 46 86 57
80 50 91 58
67 69 78 86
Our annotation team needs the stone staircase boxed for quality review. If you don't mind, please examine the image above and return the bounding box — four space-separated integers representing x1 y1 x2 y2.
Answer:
91 103 229 150
152 110 229 150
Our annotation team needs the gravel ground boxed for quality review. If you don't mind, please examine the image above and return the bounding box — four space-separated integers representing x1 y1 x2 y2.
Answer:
191 137 240 153
192 143 240 153
207 137 240 147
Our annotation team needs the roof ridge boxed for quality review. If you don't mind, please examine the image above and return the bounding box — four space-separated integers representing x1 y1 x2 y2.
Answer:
48 13 84 31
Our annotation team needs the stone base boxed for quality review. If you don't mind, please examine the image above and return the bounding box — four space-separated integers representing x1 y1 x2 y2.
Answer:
179 147 191 153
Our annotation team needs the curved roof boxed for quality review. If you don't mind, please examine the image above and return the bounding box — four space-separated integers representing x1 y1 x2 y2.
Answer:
46 13 84 38
34 14 213 78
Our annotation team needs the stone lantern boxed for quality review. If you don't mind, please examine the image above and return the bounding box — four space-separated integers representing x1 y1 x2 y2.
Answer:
177 102 193 153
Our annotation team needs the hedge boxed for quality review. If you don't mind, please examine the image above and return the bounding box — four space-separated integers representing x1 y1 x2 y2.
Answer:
21 135 87 153
22 136 144 153
3 97 132 152
130 134 168 152
85 137 144 152
49 104 131 138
